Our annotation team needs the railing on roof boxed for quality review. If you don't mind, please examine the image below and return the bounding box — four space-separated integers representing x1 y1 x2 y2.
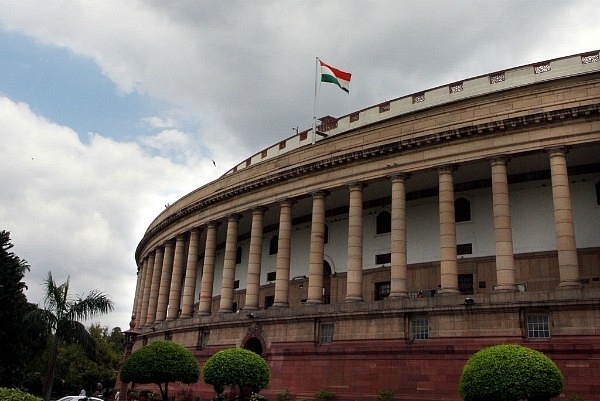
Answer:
224 50 600 176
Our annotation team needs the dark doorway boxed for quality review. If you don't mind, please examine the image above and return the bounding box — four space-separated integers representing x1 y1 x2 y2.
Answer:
244 337 263 355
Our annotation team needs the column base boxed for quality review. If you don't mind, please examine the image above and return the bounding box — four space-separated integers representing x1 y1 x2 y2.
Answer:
217 309 234 314
437 288 461 295
271 302 289 308
557 281 583 289
493 285 517 292
196 312 211 316
179 313 192 319
388 292 409 299
305 299 323 304
344 296 363 302
243 305 260 311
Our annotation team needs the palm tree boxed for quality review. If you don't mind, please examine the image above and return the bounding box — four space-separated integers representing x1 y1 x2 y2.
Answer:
30 271 114 401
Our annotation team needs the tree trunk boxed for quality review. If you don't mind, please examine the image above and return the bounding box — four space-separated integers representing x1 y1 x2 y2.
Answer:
43 342 59 401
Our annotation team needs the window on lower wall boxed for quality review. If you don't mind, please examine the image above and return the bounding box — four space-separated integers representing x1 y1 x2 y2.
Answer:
164 331 172 341
375 281 390 300
527 314 550 339
375 253 391 265
411 317 429 341
458 274 474 295
320 322 334 344
264 295 274 309
197 328 210 349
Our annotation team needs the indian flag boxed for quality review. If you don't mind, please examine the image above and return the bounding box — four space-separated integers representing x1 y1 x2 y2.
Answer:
320 60 351 93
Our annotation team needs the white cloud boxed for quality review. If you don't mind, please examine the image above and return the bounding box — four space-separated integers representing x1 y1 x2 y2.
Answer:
0 96 217 329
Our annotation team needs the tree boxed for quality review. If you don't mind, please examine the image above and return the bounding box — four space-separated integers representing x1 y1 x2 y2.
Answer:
459 344 564 401
202 347 270 400
27 272 114 401
0 230 47 388
120 340 200 401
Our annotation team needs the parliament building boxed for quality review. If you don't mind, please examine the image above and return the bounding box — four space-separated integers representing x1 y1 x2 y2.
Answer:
130 51 600 401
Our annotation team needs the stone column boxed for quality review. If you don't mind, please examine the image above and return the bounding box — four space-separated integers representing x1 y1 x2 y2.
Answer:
389 174 409 298
490 157 517 292
146 246 164 324
345 183 364 302
167 234 187 320
181 227 201 318
135 256 150 326
198 222 218 315
438 166 460 294
307 191 327 304
548 147 581 288
132 262 144 320
138 255 152 326
219 214 241 313
155 240 174 323
273 200 294 307
245 207 267 310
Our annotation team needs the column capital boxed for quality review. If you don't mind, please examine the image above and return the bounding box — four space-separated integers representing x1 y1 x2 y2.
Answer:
227 213 242 222
546 145 569 157
311 189 330 198
438 164 458 174
348 182 366 190
206 220 220 229
389 172 410 182
278 198 297 207
488 155 511 165
252 206 269 214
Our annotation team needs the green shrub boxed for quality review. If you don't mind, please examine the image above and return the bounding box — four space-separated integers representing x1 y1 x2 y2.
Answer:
0 387 42 401
377 389 394 401
315 390 335 401
459 344 564 401
568 395 584 401
202 347 270 397
275 389 292 401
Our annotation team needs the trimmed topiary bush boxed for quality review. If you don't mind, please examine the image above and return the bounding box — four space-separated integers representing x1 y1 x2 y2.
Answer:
459 344 564 401
0 387 42 401
120 340 200 401
202 347 270 399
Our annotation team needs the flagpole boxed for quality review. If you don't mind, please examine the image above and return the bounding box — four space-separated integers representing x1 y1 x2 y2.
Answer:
312 57 320 145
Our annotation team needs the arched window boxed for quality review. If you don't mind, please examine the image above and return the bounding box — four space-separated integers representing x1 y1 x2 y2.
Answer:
324 224 329 244
455 197 471 222
376 211 391 234
269 235 278 255
236 246 242 264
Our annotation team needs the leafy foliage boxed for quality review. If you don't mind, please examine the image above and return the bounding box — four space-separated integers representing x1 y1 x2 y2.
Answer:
120 340 200 401
315 390 336 401
202 348 270 397
0 387 43 401
459 344 564 401
0 231 47 388
27 271 114 401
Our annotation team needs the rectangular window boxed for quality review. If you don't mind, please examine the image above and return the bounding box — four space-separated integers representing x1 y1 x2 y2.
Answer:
233 280 240 289
197 328 210 349
266 271 276 282
411 317 429 340
527 315 550 339
375 253 391 265
458 274 474 295
457 243 473 255
164 331 172 341
320 323 334 344
375 281 391 300
264 295 274 309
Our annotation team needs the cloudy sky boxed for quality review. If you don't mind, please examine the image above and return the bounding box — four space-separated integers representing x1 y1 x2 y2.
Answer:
1 1 598 330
